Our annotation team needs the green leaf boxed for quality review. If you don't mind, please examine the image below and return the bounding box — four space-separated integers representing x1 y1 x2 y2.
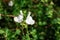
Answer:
0 29 4 34
15 29 21 35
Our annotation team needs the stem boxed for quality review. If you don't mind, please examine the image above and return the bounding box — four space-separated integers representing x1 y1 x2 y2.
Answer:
0 14 15 17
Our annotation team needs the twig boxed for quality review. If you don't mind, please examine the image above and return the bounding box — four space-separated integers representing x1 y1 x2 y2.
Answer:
0 14 15 17
0 9 60 18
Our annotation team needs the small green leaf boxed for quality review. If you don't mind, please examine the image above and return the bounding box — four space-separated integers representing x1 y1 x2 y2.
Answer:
15 29 21 35
0 29 4 34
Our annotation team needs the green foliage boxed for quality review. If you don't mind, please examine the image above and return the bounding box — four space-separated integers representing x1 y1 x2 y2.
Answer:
0 0 60 40
15 29 21 35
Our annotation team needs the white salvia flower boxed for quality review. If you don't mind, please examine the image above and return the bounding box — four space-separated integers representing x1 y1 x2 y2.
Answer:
14 10 23 23
8 1 13 6
25 11 35 25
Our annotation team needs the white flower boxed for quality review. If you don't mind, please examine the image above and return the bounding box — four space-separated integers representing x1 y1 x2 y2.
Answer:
8 1 13 6
25 11 35 25
14 10 23 23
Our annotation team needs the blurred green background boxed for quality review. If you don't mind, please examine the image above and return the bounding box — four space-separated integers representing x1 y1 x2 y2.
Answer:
0 0 60 40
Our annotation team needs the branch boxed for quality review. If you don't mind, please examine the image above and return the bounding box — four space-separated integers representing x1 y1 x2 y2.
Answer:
0 9 60 18
0 14 15 17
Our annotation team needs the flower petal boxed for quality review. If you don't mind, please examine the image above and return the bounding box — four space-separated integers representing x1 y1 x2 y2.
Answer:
8 1 13 6
14 17 19 23
26 16 35 25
